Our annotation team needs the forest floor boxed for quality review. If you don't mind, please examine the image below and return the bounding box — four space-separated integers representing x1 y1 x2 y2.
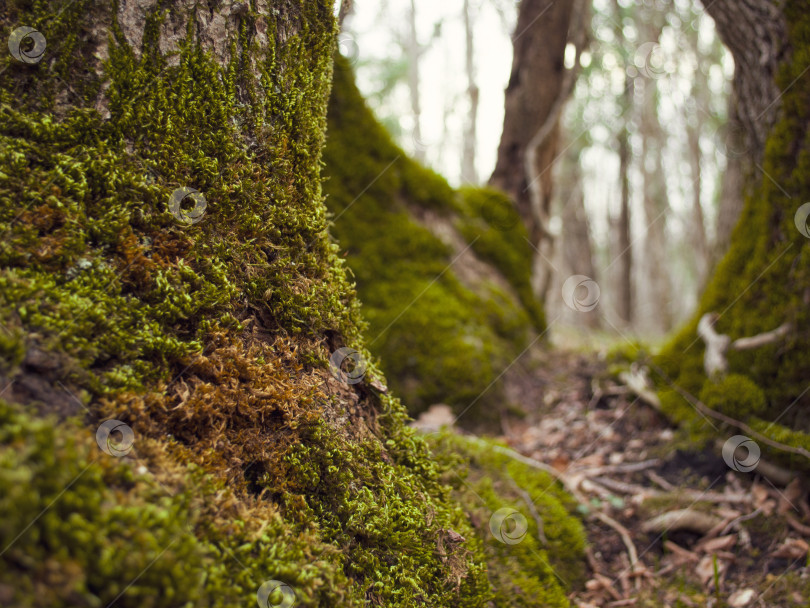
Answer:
419 347 810 607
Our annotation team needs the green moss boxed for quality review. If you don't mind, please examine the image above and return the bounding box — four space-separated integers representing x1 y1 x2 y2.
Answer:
604 340 647 367
0 3 360 397
0 3 586 606
428 432 586 607
0 399 361 608
456 187 545 330
323 58 542 422
699 374 767 418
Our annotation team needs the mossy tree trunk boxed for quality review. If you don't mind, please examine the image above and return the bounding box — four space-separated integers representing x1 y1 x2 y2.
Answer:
0 2 509 606
658 0 810 444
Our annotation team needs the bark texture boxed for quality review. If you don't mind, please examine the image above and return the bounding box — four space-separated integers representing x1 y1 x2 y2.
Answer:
701 0 788 165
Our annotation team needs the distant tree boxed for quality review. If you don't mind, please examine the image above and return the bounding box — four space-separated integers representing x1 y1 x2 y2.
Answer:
406 0 425 162
490 0 587 301
461 0 480 184
637 15 673 333
611 0 634 326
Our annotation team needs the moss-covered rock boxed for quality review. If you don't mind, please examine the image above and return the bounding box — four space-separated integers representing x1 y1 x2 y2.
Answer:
322 57 543 424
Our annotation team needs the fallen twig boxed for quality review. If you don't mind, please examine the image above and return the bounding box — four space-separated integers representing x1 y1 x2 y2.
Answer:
510 480 548 544
647 470 675 491
589 476 750 505
576 459 660 476
785 513 810 537
664 540 699 562
642 508 721 535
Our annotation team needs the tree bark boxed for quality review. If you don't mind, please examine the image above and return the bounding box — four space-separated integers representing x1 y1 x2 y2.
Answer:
638 20 672 333
714 106 745 261
686 101 710 291
663 0 810 432
700 0 788 166
680 19 713 290
558 146 599 328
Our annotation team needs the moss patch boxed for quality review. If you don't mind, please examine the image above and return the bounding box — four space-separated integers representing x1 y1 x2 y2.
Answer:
0 398 362 608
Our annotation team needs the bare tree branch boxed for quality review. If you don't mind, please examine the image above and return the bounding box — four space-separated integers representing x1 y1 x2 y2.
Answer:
337 0 353 26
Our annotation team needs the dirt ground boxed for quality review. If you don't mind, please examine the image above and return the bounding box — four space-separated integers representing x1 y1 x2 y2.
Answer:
497 348 810 607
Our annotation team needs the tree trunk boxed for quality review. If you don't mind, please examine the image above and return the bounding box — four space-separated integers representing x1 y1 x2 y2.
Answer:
661 0 810 432
714 103 745 262
0 2 506 606
638 21 672 334
686 105 710 291
612 0 634 326
407 0 425 162
616 119 634 325
701 0 788 166
461 0 479 184
489 0 578 300
557 146 599 328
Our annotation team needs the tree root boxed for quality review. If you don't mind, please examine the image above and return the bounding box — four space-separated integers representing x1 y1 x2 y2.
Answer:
641 508 721 535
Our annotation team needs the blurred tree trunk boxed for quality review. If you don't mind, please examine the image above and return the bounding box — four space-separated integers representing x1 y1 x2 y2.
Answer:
684 23 710 289
638 21 672 333
558 146 599 328
489 0 581 301
337 0 354 26
461 0 479 184
702 0 787 276
615 105 634 324
701 0 787 167
687 119 710 287
679 6 737 287
407 0 425 162
714 105 745 261
612 0 634 325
